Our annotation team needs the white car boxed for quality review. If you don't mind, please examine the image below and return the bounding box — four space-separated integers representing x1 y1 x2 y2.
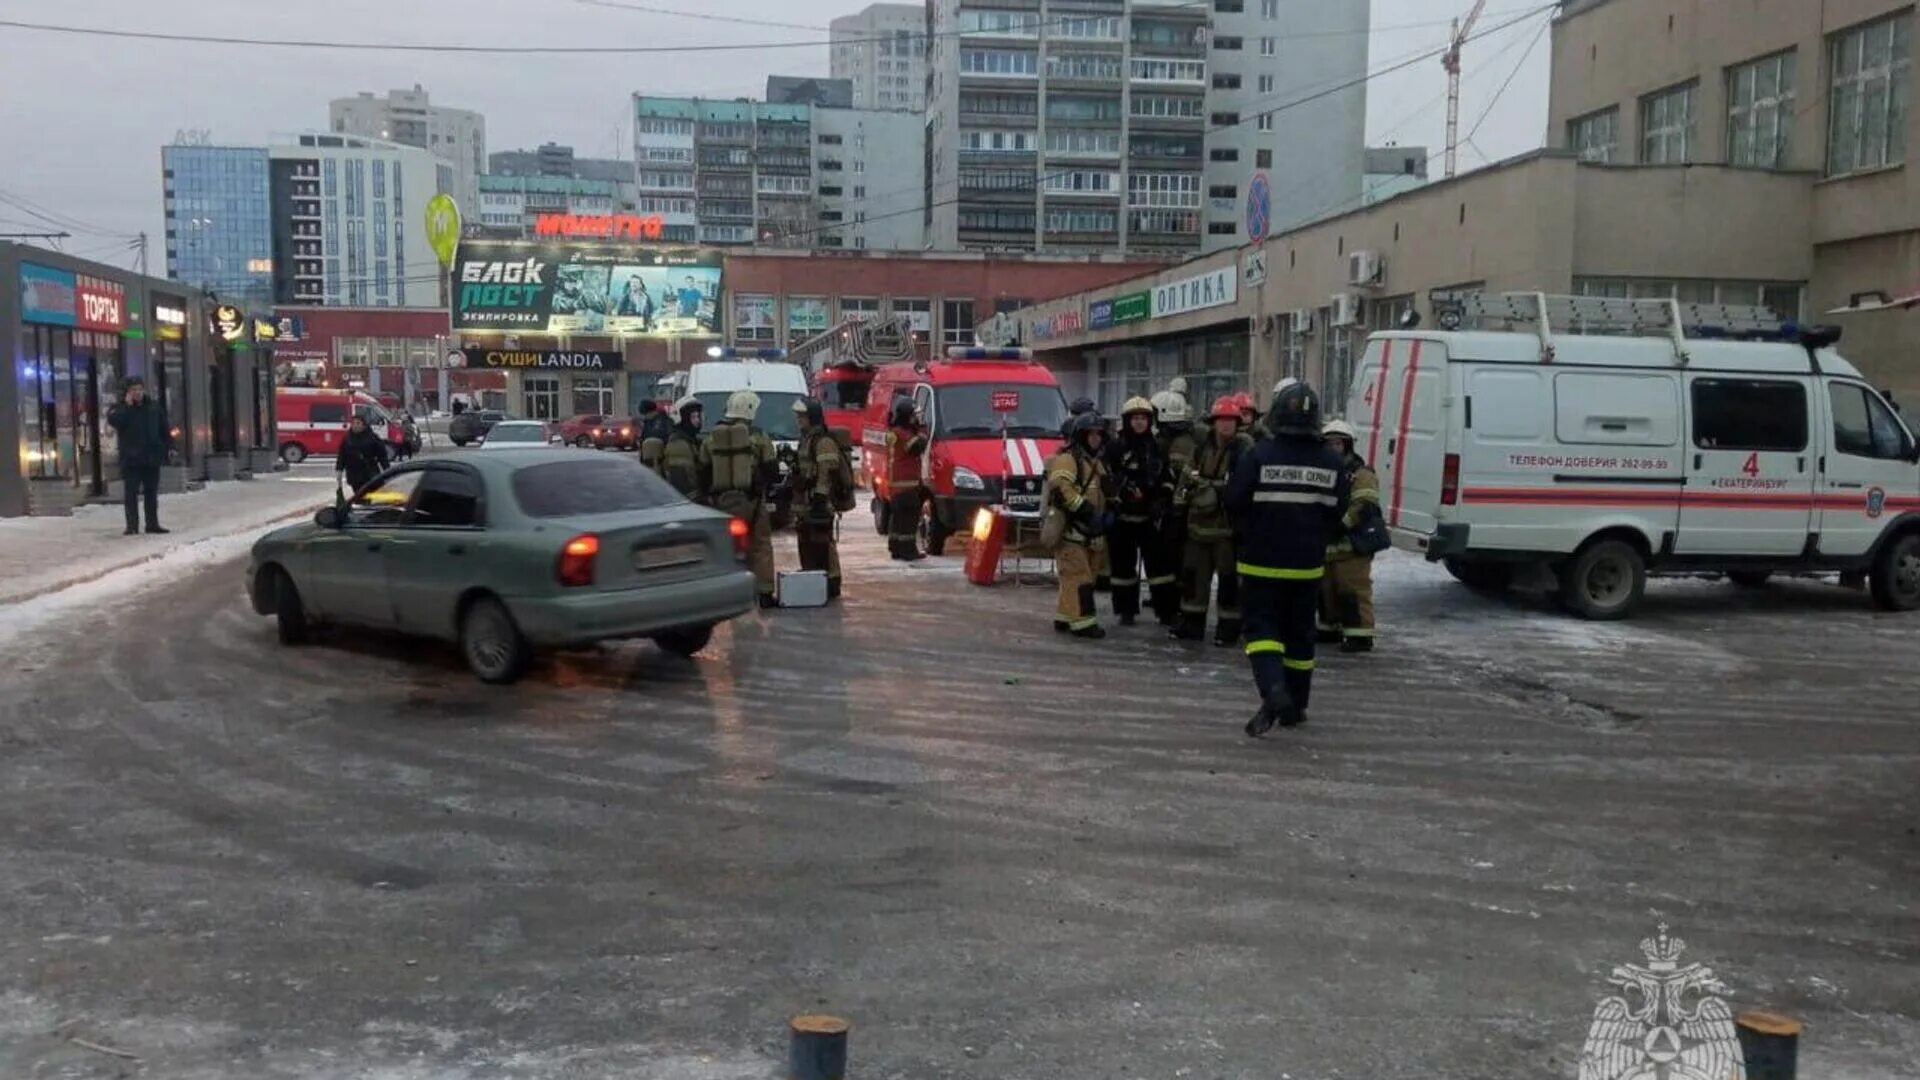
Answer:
477 421 554 449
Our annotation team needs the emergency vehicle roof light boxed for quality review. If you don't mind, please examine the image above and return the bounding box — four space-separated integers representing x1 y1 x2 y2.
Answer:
946 347 1033 361
706 346 790 361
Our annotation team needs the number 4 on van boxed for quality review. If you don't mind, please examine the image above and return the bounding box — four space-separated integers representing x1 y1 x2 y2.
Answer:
1741 452 1761 478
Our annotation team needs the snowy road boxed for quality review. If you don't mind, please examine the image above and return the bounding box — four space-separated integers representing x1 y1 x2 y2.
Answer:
1 524 1915 1078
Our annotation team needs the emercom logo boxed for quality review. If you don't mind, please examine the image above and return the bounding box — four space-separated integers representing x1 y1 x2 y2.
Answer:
458 257 548 316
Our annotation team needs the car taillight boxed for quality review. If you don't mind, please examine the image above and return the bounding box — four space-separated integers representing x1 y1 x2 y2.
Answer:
728 517 750 561
557 533 599 587
1441 453 1461 506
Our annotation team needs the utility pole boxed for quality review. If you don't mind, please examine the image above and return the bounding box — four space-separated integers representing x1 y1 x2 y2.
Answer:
135 232 149 277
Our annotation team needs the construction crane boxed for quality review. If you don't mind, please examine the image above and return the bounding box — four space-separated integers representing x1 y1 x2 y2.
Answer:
1441 0 1488 179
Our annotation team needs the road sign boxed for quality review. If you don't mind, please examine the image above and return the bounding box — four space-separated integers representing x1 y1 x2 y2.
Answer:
1245 171 1272 244
1242 249 1268 288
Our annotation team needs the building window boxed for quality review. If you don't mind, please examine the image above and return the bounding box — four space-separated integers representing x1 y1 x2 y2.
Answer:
1215 0 1243 10
1131 58 1206 83
961 49 1038 76
1044 207 1117 232
1827 13 1911 175
1208 221 1237 235
1214 36 1243 51
1208 184 1238 199
1041 170 1119 193
957 9 1040 35
1727 50 1797 168
1568 106 1620 163
1260 36 1275 57
523 376 561 421
1209 147 1240 162
1045 128 1122 155
1256 113 1273 132
1047 52 1123 80
1212 73 1242 90
1056 16 1122 40
941 299 976 346
571 377 614 417
1210 112 1240 126
1127 172 1200 208
1131 94 1204 119
1257 74 1274 93
891 298 932 343
1261 0 1277 17
1255 149 1272 168
1640 81 1697 164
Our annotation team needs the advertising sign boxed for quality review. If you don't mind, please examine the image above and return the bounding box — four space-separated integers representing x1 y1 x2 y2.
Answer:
732 293 777 338
787 296 829 337
533 213 665 240
19 263 76 326
461 347 626 371
1111 291 1150 325
1027 304 1086 343
212 305 246 342
425 193 461 269
155 301 188 341
1152 266 1238 320
452 242 722 337
75 275 126 332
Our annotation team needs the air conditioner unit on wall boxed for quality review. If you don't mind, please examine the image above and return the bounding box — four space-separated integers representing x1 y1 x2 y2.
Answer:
1332 292 1364 327
1289 308 1315 334
1348 251 1385 288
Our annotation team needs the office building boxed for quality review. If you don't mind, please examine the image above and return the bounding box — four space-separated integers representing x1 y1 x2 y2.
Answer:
268 134 450 308
831 3 929 112
161 141 274 307
329 85 486 215
633 96 816 247
923 0 1367 256
1362 145 1429 206
768 76 855 108
814 107 928 250
475 175 618 236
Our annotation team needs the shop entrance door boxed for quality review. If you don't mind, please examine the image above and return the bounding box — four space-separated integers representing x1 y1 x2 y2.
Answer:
69 351 103 495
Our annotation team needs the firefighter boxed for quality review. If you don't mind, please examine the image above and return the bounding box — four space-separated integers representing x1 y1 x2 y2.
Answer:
1227 382 1351 736
1061 396 1097 439
1234 391 1259 437
659 397 706 502
1104 396 1171 626
1318 420 1380 652
636 399 673 471
702 389 779 608
883 395 928 562
1172 396 1253 645
1149 388 1195 624
791 396 846 601
1048 411 1110 639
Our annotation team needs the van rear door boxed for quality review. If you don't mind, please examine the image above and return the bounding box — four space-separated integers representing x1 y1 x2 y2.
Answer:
1369 337 1447 536
1677 375 1815 555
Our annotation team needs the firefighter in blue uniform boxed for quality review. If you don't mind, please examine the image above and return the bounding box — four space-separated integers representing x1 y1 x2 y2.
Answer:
1226 381 1350 736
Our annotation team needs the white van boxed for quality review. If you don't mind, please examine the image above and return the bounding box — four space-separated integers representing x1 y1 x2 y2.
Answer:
1347 294 1920 619
679 360 811 526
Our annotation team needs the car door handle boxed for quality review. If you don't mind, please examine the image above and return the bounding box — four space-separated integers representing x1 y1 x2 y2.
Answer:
1693 453 1703 470
1797 456 1806 472
1387 437 1397 455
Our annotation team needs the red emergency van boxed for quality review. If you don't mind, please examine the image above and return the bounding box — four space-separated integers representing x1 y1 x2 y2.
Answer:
862 358 1068 555
275 387 401 463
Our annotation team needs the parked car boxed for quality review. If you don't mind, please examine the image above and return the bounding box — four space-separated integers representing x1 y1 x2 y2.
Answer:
556 414 637 450
246 452 757 683
448 409 509 447
476 421 553 449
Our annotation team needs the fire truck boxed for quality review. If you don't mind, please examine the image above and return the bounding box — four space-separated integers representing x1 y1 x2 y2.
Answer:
787 314 917 479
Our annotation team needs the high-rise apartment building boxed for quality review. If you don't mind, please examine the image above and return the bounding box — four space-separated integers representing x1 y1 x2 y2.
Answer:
924 0 1368 255
475 176 618 236
161 142 275 307
815 108 928 250
632 97 817 248
329 85 486 217
268 134 449 308
489 144 639 213
831 3 930 112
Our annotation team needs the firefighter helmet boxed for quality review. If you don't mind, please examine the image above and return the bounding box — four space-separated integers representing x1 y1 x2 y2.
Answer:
793 396 826 427
725 389 760 422
1069 396 1096 416
1269 382 1323 438
1068 409 1106 448
1120 395 1155 419
1271 376 1300 400
675 396 703 423
1322 419 1357 443
888 395 916 427
1208 395 1241 421
1150 390 1189 424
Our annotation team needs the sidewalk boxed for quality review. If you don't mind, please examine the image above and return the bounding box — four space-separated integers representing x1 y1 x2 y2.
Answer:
0 464 338 606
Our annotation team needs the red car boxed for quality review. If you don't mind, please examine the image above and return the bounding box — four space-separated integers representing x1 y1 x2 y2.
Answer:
555 414 636 450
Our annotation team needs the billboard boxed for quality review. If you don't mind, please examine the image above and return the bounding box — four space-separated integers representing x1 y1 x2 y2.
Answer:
453 242 722 337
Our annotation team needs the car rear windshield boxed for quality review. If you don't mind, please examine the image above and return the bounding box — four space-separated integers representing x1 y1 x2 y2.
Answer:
487 424 548 443
511 458 683 517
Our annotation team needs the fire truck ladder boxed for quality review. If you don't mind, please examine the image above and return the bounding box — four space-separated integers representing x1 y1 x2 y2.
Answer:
1445 292 1801 366
789 314 916 377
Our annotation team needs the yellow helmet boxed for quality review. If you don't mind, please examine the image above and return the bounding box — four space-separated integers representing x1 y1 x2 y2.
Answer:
1120 395 1155 419
725 389 760 422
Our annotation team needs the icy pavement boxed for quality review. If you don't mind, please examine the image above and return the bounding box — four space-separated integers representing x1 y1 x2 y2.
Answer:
0 521 1914 1078
0 464 335 607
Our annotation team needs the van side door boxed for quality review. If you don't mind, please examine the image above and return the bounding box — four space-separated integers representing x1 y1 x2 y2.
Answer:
1677 376 1815 556
1369 337 1447 535
1819 380 1920 557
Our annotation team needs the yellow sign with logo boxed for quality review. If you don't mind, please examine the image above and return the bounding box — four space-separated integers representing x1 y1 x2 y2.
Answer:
425 193 461 270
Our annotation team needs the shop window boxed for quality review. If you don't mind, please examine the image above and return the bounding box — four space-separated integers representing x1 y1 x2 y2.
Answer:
941 299 976 346
524 376 562 421
571 377 614 417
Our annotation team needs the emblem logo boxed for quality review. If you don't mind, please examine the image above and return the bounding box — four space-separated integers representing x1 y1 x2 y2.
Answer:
1578 925 1745 1080
1866 486 1887 519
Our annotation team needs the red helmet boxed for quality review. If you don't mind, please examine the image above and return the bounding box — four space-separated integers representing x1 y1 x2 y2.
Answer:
1232 392 1256 415
1209 395 1240 421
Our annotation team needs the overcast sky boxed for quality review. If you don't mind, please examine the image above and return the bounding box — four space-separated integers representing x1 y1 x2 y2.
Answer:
0 0 1551 270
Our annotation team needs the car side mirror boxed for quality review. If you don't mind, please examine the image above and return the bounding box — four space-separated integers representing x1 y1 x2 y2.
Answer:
314 505 342 529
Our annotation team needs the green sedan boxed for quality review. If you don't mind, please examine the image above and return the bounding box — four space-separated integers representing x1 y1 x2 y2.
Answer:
246 449 756 683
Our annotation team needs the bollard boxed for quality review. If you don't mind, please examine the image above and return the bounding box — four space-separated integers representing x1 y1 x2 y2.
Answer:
788 1014 849 1080
1736 1010 1801 1080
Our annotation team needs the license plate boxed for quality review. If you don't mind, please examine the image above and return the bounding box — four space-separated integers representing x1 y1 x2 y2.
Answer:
1005 495 1041 513
632 541 705 570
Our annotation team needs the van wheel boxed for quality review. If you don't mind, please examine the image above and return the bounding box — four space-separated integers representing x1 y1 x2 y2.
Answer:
872 494 890 536
1726 570 1772 588
653 624 714 657
461 596 530 684
280 442 308 465
1557 539 1646 620
1869 531 1920 611
273 569 310 645
1445 559 1515 593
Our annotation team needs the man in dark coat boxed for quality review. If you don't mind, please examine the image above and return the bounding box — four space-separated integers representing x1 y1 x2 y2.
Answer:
337 415 392 492
106 377 173 535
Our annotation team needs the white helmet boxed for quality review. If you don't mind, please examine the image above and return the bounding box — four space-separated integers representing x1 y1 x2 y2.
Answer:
1149 390 1189 424
724 389 760 422
1271 376 1300 399
1166 376 1188 398
1322 419 1357 442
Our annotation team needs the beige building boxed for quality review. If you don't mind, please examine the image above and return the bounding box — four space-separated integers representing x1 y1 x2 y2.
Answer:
1012 0 1919 411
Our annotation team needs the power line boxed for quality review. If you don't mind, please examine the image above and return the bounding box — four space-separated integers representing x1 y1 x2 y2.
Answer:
1464 12 1552 146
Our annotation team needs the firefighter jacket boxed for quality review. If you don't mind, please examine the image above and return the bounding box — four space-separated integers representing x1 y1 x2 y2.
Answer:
1225 433 1351 579
1105 430 1168 524
1326 454 1380 560
1181 429 1252 541
794 427 843 502
1046 445 1108 545
1158 423 1198 513
660 422 705 501
885 424 927 488
701 421 776 499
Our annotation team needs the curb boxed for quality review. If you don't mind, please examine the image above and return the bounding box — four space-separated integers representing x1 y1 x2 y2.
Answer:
0 504 320 608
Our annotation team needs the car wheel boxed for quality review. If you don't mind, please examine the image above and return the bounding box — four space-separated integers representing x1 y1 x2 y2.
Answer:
1557 539 1646 620
920 504 951 557
1726 570 1773 588
451 435 469 447
273 569 310 645
872 494 890 536
653 624 714 657
280 442 308 465
574 435 594 448
1445 559 1515 593
460 596 530 684
1869 531 1920 612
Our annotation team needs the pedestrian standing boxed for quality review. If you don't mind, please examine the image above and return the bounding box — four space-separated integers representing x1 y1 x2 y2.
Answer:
1227 382 1350 736
1318 420 1381 653
106 377 172 535
702 390 778 608
791 396 849 601
337 414 392 493
883 396 928 562
1104 396 1171 626
1171 396 1252 645
1047 411 1110 639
